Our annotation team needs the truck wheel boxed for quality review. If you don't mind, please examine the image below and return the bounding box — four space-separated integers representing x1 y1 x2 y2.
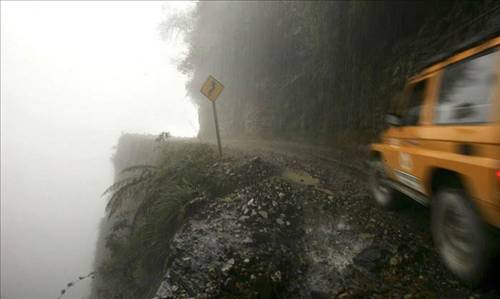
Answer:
369 159 397 209
431 188 490 286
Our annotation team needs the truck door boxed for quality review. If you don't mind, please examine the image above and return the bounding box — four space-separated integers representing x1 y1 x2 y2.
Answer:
395 78 433 195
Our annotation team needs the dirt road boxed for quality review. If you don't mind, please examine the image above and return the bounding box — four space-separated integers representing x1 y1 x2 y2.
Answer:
154 139 499 299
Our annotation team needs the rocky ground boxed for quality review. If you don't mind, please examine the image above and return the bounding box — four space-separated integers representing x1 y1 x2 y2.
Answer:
152 142 500 299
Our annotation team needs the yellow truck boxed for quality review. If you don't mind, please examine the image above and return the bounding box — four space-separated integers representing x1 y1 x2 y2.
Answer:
370 36 500 285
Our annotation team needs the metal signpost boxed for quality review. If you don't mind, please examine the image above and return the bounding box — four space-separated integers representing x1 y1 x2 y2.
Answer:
200 75 224 157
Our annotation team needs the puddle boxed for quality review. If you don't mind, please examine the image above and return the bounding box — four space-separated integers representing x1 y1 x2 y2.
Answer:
282 168 320 186
281 168 333 195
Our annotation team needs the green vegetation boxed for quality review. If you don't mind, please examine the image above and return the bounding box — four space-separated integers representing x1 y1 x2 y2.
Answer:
166 1 498 144
93 142 219 298
90 136 276 298
57 272 96 299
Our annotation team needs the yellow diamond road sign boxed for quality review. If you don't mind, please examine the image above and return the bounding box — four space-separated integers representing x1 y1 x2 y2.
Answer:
201 75 224 101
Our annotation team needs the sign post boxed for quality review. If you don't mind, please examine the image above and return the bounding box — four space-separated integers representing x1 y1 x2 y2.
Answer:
211 101 222 157
200 75 224 157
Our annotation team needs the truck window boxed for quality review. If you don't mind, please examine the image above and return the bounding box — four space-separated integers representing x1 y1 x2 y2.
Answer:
402 80 427 126
434 50 497 124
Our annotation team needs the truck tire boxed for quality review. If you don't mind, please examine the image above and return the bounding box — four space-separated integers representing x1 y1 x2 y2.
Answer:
431 188 490 286
369 159 398 209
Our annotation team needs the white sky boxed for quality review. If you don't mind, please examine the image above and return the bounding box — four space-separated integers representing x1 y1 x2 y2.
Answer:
1 1 197 298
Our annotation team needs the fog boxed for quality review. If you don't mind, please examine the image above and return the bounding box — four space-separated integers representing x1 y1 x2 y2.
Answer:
0 1 196 298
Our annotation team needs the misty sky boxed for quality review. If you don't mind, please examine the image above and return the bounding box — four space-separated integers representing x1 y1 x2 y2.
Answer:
1 1 196 298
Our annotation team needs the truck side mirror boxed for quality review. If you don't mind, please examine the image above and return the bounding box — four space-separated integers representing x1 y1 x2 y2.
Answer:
385 114 401 127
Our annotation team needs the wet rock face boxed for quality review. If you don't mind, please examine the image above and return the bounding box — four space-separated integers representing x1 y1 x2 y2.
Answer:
155 181 353 298
151 156 371 298
154 178 308 299
151 149 498 299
